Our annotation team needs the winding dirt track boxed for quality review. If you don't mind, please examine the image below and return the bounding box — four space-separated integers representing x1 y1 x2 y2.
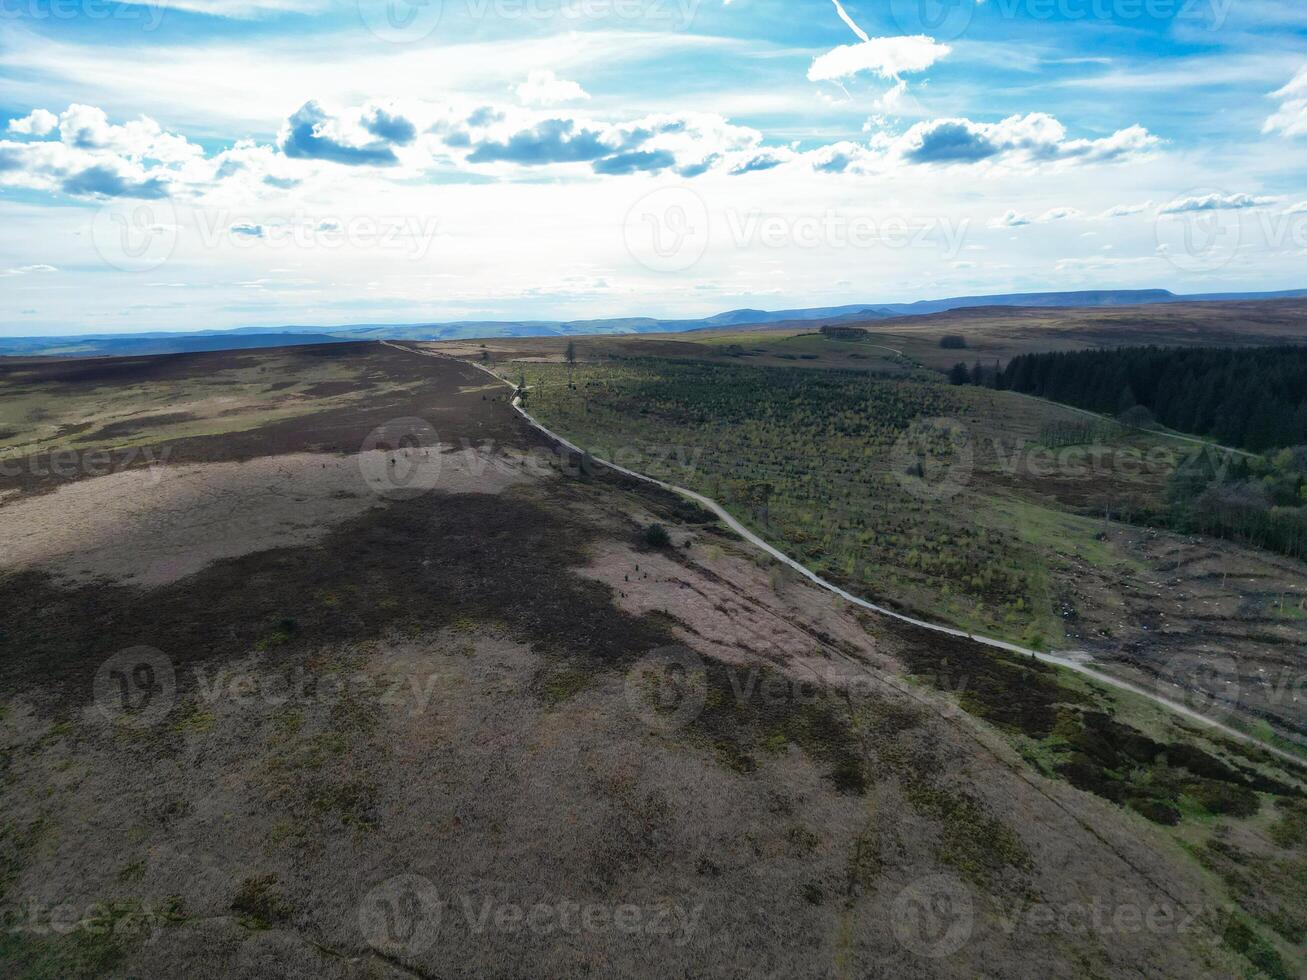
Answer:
382 341 1306 770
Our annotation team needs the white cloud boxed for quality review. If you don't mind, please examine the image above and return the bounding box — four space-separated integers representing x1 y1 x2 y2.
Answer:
1098 201 1152 218
808 35 951 83
516 70 590 106
875 113 1158 169
1264 65 1307 137
0 264 57 277
987 207 1079 228
8 109 58 136
989 210 1032 228
1158 192 1275 213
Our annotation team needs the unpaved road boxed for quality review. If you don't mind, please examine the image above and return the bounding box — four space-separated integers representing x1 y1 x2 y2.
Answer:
383 341 1306 770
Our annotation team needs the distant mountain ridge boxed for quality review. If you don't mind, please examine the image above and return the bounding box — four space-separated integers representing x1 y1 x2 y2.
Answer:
4 287 1307 358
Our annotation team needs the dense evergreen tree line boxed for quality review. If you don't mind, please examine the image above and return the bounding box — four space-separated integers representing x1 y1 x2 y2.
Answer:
994 345 1307 451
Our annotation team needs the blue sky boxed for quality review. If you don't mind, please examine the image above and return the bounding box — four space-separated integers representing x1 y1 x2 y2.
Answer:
1 0 1306 333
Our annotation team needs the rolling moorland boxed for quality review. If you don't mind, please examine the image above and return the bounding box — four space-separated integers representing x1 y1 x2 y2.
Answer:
0 305 1305 977
5 290 1307 359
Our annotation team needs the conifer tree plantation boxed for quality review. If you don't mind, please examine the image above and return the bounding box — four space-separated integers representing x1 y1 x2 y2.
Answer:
997 346 1307 452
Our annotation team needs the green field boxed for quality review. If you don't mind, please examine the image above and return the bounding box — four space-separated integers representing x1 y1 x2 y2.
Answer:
520 357 1176 648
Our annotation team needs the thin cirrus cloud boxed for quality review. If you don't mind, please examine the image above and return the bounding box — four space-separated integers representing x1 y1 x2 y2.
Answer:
1264 65 1307 137
1 264 58 277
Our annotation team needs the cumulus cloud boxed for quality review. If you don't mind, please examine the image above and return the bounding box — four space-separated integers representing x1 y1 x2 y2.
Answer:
516 70 590 106
990 206 1079 227
467 117 610 165
0 105 208 199
591 149 675 175
361 105 417 145
729 151 787 175
809 34 951 83
1264 66 1307 137
808 141 869 174
1158 192 1275 214
883 113 1158 168
0 98 1162 204
279 101 398 166
8 109 58 136
989 210 1032 228
61 164 171 198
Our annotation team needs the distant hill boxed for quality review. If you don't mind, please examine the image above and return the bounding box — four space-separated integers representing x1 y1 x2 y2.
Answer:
5 287 1307 358
0 332 351 358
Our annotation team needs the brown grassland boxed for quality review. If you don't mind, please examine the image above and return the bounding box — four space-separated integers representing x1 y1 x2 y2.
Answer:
0 337 1304 979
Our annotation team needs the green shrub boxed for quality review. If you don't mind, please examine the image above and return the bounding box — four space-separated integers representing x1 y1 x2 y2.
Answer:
642 523 672 548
